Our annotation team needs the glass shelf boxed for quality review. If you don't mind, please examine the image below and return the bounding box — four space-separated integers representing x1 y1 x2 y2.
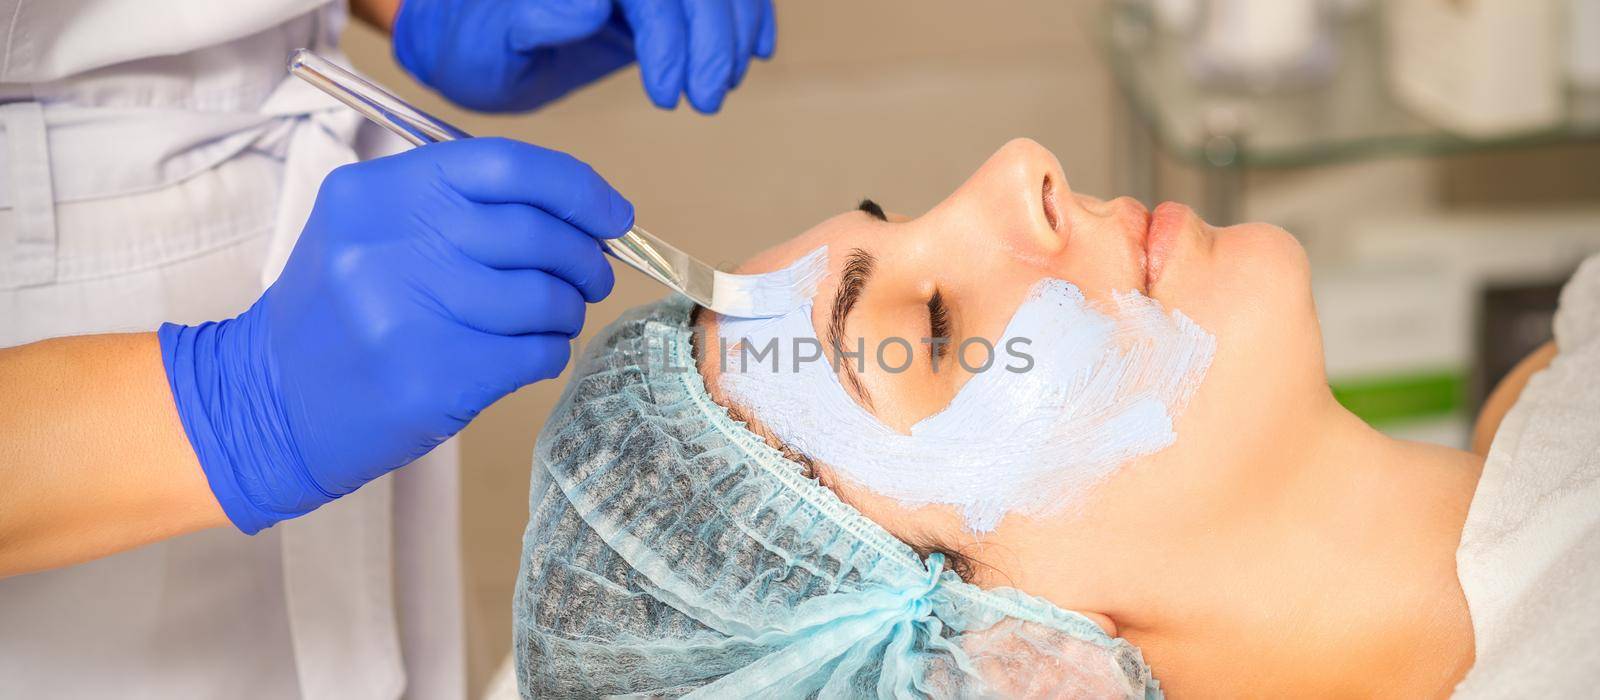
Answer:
1099 3 1600 170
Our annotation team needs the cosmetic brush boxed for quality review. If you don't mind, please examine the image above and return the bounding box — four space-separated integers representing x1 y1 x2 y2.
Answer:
288 49 824 319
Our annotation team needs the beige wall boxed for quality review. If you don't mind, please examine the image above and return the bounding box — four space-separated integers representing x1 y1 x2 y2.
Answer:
342 2 1115 691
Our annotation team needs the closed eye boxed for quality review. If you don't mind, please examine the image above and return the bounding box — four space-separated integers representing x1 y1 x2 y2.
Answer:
927 290 951 360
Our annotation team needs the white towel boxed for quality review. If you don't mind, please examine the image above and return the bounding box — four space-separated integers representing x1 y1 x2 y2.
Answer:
1453 254 1600 697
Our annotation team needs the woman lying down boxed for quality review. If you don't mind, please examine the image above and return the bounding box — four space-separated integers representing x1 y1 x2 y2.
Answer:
511 139 1600 698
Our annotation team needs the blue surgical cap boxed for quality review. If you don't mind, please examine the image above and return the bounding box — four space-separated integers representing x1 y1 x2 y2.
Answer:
513 297 1160 698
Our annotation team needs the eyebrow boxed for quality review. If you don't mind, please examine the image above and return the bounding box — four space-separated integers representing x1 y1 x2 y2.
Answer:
828 248 876 410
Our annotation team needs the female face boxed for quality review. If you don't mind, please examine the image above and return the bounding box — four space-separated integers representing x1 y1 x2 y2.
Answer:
698 138 1331 644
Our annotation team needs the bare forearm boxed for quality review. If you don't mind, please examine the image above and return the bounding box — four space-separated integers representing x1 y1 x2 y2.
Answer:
0 333 226 577
350 0 404 32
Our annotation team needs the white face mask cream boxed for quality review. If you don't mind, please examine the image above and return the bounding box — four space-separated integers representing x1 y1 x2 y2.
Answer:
717 259 1215 532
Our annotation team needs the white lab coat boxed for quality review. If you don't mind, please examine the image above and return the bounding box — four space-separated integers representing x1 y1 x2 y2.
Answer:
0 2 464 698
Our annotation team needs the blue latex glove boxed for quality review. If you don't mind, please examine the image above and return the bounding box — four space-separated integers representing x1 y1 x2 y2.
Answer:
159 138 631 534
393 0 776 114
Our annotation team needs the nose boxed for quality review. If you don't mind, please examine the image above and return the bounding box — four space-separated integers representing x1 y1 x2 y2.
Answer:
962 140 1154 264
912 139 1154 296
935 138 1070 262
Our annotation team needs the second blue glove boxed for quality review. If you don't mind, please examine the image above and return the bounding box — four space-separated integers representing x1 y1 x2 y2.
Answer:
393 0 776 113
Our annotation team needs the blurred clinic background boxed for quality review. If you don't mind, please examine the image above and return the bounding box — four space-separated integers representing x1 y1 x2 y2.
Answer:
342 0 1600 692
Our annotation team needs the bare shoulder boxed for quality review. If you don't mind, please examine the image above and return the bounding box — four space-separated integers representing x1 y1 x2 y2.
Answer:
1471 341 1560 456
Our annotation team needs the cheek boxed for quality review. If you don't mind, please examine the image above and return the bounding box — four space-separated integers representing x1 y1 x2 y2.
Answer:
1178 225 1325 433
1220 225 1319 370
835 479 971 549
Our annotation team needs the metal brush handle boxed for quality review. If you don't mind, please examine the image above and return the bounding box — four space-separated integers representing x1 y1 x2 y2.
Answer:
287 49 701 305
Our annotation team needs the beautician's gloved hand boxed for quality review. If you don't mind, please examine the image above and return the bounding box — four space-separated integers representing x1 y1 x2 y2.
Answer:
393 0 776 114
159 138 630 534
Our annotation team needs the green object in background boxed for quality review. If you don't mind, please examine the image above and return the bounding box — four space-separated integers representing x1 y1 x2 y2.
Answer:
1330 370 1466 426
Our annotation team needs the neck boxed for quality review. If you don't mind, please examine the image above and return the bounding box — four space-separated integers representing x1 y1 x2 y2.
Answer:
1258 399 1483 696
1117 396 1483 697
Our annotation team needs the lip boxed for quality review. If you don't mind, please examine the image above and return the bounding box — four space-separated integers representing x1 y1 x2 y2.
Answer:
1098 196 1153 292
1144 201 1191 290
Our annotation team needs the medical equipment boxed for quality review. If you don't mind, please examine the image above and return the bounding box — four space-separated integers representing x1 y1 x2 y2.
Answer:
288 49 822 319
513 297 1160 697
1385 0 1561 136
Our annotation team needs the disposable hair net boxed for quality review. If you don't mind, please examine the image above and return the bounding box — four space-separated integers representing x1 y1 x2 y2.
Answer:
514 298 1161 698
